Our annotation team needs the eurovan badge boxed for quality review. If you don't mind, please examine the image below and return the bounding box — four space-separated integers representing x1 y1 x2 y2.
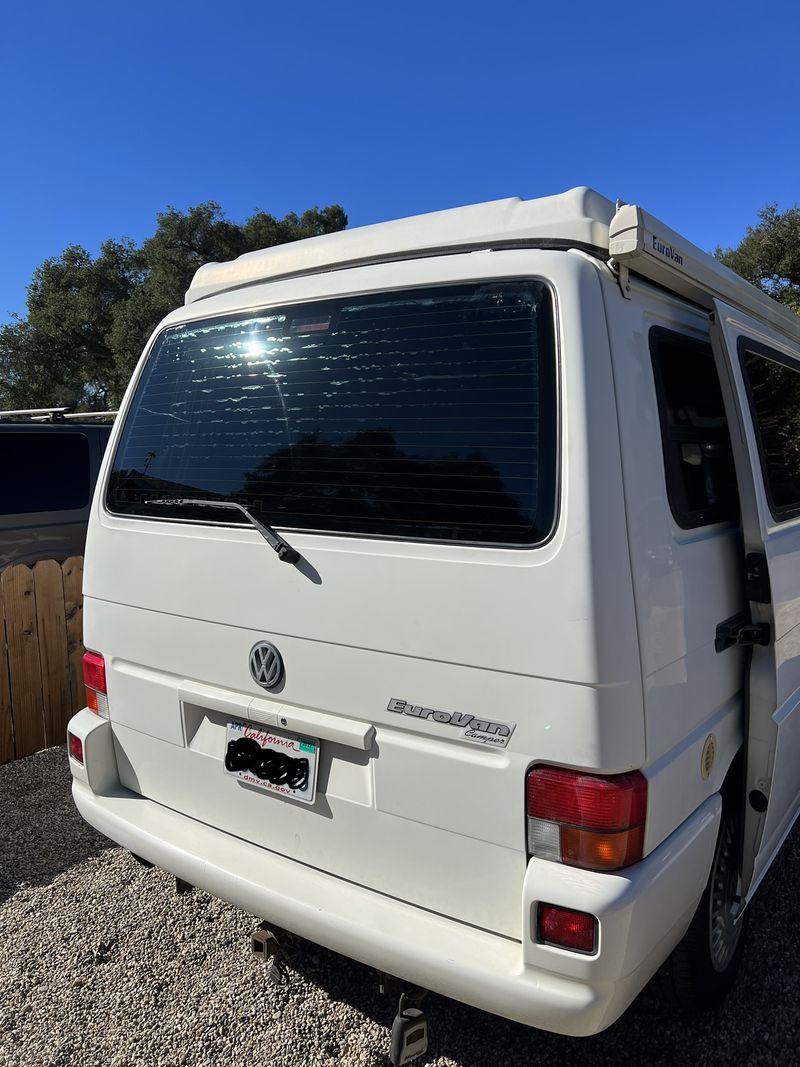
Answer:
387 697 516 748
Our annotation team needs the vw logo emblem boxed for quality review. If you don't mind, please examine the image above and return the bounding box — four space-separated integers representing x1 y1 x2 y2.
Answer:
249 641 284 690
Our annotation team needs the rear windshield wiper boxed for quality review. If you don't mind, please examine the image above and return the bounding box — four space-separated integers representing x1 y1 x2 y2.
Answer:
149 498 300 564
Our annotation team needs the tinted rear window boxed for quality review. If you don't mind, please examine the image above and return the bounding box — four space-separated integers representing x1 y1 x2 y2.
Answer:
107 282 557 546
1 432 91 515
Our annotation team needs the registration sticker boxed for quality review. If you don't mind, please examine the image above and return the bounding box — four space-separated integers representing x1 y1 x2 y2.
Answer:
224 720 319 805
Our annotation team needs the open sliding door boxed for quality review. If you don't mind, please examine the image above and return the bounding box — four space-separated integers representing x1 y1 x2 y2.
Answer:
711 300 800 898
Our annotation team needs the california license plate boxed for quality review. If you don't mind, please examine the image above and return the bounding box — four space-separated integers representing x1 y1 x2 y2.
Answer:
224 720 319 805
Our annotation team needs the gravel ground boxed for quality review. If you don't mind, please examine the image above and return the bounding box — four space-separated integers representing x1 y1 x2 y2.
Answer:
1 747 799 1066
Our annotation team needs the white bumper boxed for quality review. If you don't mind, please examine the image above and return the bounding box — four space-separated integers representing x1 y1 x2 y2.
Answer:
68 709 721 1036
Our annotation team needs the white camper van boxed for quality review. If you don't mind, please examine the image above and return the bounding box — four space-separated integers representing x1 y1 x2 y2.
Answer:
68 188 800 1057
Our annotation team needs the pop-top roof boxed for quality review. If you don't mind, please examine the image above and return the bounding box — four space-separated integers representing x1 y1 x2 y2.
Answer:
185 187 800 343
186 186 616 304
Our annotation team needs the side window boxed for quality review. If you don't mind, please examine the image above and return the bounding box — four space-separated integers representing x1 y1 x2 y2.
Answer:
649 327 738 529
740 342 800 520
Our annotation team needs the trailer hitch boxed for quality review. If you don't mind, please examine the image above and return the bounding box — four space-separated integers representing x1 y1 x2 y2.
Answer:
378 974 430 1065
251 923 296 985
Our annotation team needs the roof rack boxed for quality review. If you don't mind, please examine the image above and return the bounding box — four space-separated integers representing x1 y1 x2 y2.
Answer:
0 407 118 423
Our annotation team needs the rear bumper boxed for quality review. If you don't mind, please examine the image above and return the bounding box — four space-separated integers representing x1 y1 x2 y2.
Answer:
68 709 721 1036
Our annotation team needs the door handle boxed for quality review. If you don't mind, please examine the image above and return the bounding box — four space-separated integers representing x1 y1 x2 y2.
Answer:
715 612 771 653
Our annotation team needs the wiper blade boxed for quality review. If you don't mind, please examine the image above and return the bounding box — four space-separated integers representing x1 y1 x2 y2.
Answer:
149 498 300 565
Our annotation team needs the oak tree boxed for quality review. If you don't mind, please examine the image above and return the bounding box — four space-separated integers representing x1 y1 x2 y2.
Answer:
0 202 347 410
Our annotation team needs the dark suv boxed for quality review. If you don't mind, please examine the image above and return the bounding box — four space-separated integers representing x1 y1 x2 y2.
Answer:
0 421 112 570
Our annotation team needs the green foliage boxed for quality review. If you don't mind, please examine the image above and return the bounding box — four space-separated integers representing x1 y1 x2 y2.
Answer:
715 203 800 313
0 203 347 409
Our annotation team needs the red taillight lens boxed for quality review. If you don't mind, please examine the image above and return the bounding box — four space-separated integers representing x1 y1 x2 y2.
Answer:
527 766 647 829
526 765 647 871
68 732 84 764
538 903 597 954
83 651 106 693
83 650 108 716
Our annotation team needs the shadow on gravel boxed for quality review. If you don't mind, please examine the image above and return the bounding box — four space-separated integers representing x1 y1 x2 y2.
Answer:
0 745 112 903
263 818 800 1067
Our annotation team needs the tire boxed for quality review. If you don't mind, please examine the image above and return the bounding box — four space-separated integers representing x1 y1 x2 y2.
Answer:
659 799 748 1012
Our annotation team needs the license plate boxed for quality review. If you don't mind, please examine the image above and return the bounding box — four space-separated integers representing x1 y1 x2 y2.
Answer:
224 720 319 805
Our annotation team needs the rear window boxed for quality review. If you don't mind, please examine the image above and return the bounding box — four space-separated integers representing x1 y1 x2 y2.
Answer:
1 431 91 515
107 282 557 546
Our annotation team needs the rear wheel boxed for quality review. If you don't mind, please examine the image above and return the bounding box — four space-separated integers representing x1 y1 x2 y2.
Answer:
659 800 747 1011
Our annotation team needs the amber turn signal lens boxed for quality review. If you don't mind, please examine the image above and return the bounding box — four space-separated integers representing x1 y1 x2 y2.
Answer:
560 824 645 871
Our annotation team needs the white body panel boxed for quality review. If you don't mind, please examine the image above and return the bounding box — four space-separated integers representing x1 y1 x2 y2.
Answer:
68 187 800 1036
600 275 745 851
81 250 643 943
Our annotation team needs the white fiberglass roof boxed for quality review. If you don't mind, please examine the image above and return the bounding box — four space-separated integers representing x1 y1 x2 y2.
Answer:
186 186 616 304
184 186 800 343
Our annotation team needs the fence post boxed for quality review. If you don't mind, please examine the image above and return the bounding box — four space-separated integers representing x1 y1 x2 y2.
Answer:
0 583 14 763
34 560 72 747
62 557 85 716
1 564 45 758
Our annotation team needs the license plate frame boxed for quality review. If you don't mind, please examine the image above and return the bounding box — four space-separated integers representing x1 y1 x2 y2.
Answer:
224 720 320 805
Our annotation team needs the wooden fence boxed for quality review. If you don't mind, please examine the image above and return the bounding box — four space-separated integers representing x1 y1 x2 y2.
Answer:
0 557 85 765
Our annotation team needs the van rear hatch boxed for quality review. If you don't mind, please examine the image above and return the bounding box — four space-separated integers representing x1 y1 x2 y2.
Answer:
86 267 640 939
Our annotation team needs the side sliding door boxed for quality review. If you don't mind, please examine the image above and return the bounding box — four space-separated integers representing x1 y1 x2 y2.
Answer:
711 300 800 898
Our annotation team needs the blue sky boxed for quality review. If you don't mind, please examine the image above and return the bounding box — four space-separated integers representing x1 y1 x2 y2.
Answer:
1 0 797 323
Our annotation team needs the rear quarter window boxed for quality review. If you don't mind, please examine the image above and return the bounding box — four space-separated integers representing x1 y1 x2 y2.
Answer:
649 327 738 529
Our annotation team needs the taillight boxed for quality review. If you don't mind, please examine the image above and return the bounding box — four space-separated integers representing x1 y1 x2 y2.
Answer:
68 732 84 764
537 903 597 953
526 765 647 872
83 650 108 717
